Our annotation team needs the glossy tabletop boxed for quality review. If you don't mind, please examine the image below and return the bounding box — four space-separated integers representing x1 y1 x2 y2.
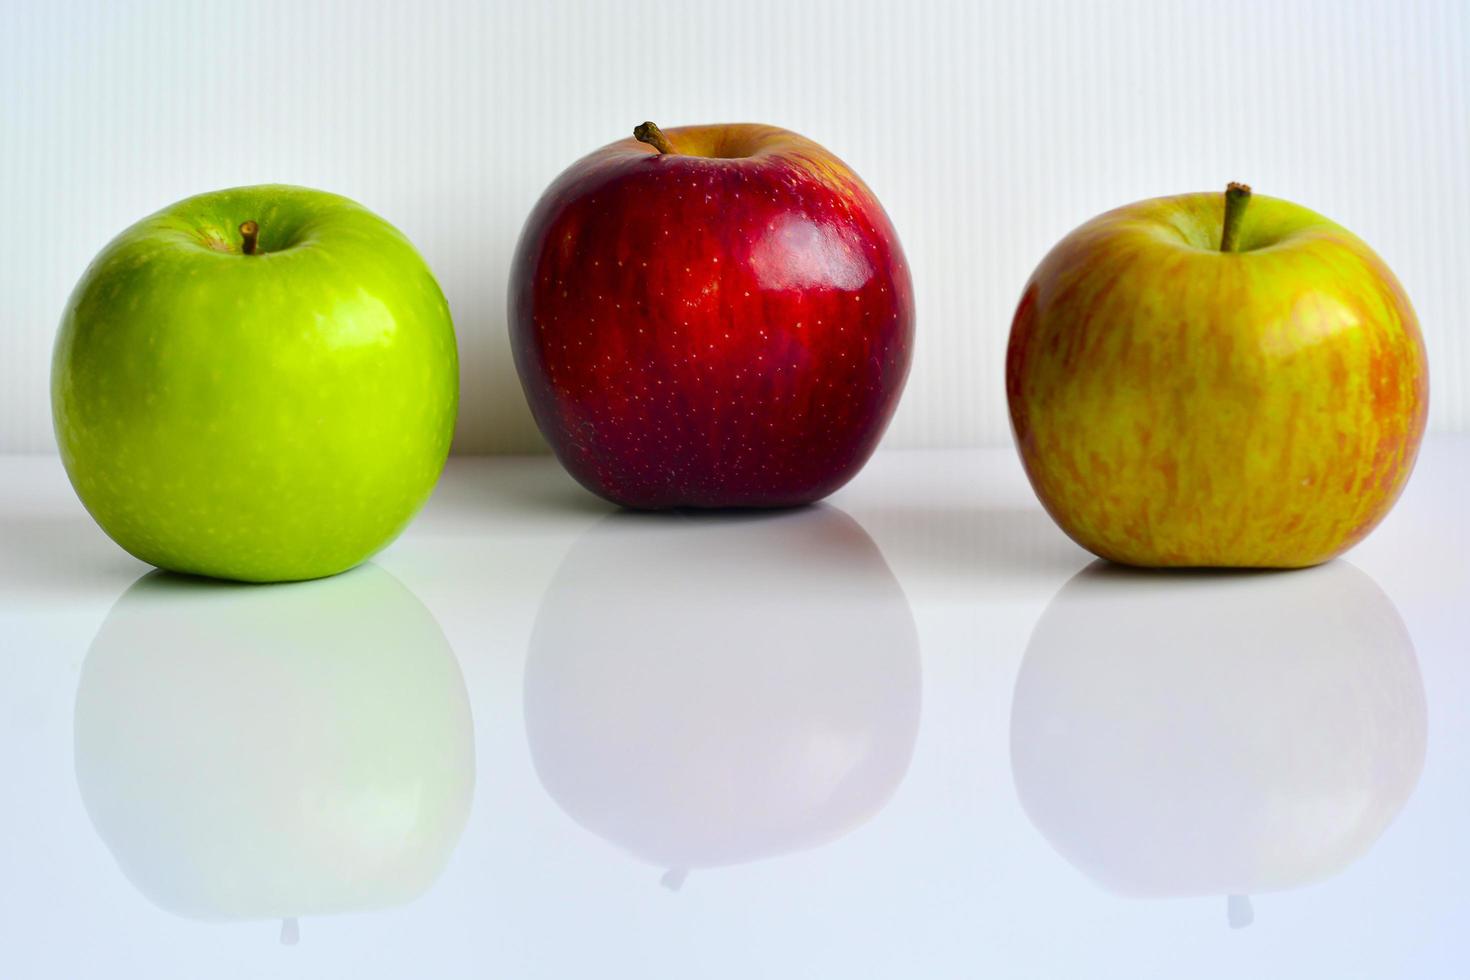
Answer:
2 441 1467 979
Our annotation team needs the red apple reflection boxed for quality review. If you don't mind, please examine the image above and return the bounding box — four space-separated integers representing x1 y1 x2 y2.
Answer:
524 507 920 883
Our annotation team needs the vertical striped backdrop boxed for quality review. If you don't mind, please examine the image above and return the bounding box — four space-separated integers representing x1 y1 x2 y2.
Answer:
3 0 1466 453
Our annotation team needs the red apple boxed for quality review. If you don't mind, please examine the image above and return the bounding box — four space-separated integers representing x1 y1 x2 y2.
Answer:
509 122 914 508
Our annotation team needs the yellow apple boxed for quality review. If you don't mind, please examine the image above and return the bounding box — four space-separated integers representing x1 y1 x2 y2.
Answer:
1006 185 1428 567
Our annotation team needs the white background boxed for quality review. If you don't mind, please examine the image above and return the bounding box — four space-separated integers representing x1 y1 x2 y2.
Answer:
3 0 1466 454
4 444 1469 978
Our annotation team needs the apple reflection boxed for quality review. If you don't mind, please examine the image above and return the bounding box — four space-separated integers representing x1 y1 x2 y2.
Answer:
524 506 920 886
1010 560 1426 925
74 564 474 941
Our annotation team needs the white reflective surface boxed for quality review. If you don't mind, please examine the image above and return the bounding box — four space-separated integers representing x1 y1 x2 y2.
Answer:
2 442 1468 978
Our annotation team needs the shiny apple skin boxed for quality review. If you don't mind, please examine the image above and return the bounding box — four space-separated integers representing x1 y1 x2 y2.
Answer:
509 124 914 508
53 185 458 583
1006 192 1428 568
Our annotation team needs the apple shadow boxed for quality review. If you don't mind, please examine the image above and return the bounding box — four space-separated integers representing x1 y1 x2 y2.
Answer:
848 504 1093 590
0 515 147 608
415 457 615 532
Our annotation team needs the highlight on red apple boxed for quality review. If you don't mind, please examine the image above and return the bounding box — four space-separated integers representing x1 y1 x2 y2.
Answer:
1005 183 1428 568
508 122 914 509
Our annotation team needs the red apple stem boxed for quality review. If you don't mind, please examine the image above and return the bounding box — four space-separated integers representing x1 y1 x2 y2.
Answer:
634 121 676 155
1219 183 1251 253
239 220 260 256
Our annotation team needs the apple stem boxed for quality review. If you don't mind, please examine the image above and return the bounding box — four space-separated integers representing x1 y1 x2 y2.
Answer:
634 121 676 155
239 220 260 256
1219 183 1252 253
660 868 688 891
280 917 300 945
1227 894 1254 929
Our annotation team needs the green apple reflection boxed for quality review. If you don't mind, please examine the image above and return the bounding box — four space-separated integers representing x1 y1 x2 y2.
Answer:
74 563 474 940
1010 560 1426 926
525 507 920 886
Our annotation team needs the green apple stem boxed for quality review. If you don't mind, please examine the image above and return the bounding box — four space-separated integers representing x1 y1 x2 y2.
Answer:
239 221 260 256
1219 182 1252 253
634 121 676 155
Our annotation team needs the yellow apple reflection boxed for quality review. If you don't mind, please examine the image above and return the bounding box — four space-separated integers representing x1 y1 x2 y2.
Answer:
74 563 474 939
525 506 920 886
1010 560 1426 925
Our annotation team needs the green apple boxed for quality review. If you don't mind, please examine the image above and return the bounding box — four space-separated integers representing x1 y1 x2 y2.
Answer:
74 563 475 933
52 185 458 582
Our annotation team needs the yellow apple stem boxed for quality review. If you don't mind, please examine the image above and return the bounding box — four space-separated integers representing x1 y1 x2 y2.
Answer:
239 220 260 256
1219 182 1252 253
634 121 676 155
